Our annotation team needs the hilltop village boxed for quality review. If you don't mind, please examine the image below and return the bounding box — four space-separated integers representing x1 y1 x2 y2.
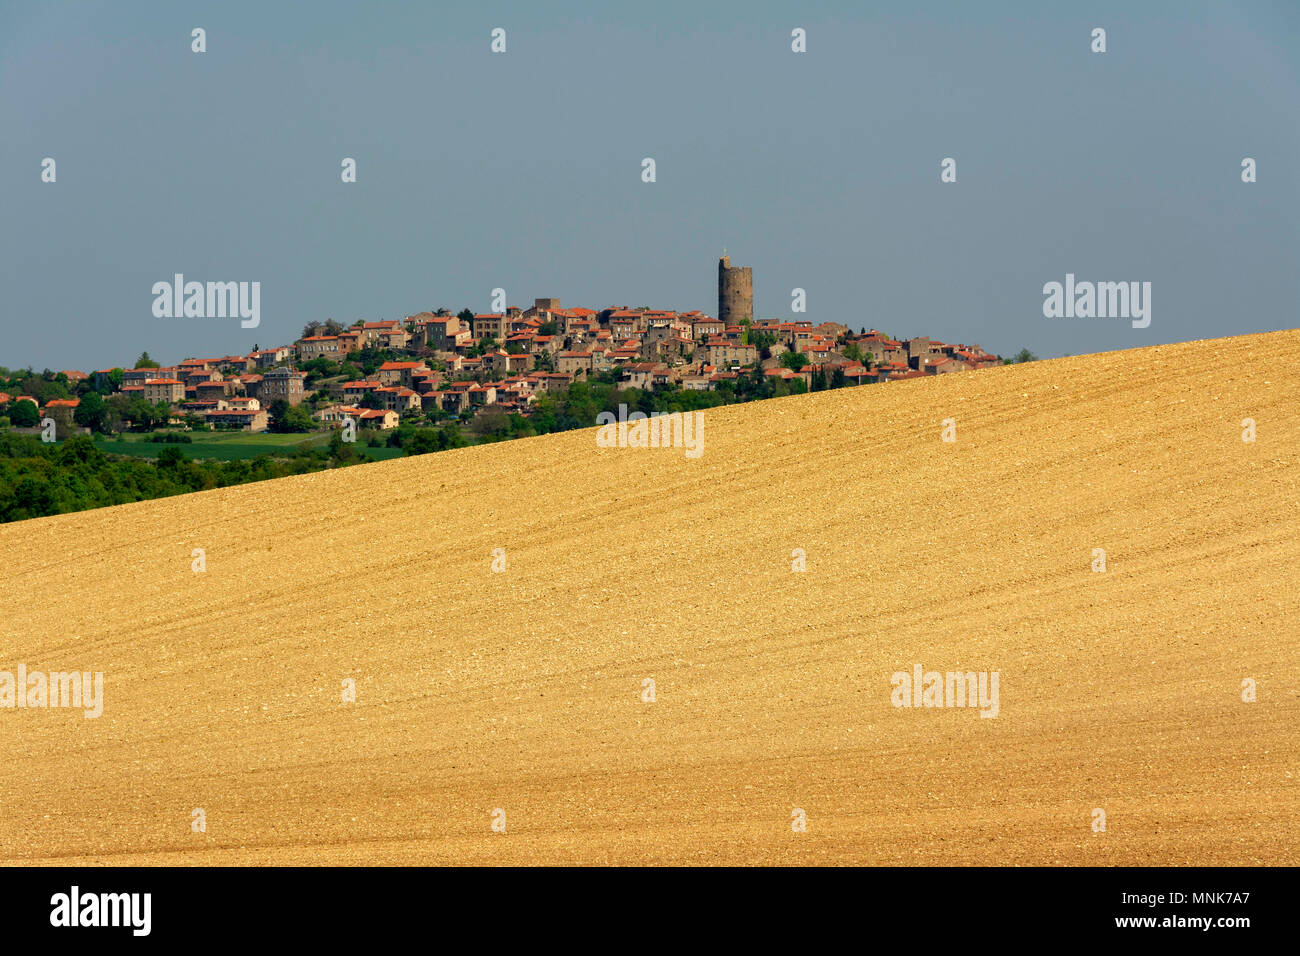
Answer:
3 259 1003 439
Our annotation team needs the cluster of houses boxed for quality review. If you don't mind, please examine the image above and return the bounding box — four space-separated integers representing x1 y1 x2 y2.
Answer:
301 302 1000 429
3 362 301 434
10 300 1001 434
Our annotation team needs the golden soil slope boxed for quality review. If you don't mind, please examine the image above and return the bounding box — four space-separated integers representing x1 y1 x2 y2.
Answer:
1 332 1297 866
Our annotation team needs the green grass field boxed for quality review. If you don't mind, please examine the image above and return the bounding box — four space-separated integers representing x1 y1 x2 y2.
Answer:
92 431 406 461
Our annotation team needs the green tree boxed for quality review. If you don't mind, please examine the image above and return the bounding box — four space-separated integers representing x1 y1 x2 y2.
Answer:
468 335 497 358
268 400 314 433
134 351 160 369
123 396 159 430
8 476 57 519
1013 348 1038 364
73 391 108 433
404 425 468 455
8 400 38 427
95 369 124 394
57 434 102 466
157 446 186 467
404 429 441 455
328 429 356 461
780 350 806 372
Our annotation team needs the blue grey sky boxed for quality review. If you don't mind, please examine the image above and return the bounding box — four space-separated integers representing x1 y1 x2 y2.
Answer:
3 0 1297 371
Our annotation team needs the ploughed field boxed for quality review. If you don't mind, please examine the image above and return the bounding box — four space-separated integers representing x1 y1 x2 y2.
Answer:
2 331 1297 865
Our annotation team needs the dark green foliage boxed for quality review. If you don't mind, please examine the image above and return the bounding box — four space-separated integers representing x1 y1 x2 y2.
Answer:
267 400 315 433
73 392 109 433
0 432 363 524
402 425 471 455
8 400 39 427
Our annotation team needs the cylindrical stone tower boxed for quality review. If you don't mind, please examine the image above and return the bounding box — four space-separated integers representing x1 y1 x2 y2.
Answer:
718 255 753 324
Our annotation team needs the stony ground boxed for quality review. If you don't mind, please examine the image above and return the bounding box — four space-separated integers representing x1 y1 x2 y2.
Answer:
2 331 1296 865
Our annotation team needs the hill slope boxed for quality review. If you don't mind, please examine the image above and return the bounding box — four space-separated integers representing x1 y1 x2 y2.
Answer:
2 332 1297 865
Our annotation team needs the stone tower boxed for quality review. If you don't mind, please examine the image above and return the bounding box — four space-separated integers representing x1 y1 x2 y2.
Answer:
718 255 753 324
